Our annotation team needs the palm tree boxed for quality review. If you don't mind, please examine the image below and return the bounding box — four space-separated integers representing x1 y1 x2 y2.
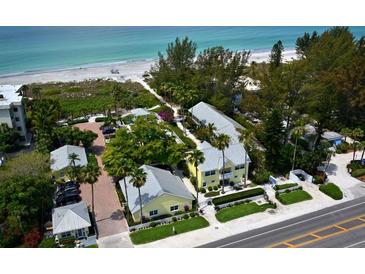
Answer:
187 149 205 204
213 133 231 194
360 141 365 163
206 123 216 138
350 128 364 160
237 127 254 188
291 125 305 171
112 84 122 115
81 164 101 217
130 167 147 223
68 153 80 168
113 157 135 206
340 128 352 143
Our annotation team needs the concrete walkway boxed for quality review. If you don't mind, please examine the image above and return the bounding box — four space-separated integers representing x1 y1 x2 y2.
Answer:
325 151 365 199
97 232 133 248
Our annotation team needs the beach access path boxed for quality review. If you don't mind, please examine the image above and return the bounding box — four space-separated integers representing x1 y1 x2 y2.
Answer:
74 122 132 247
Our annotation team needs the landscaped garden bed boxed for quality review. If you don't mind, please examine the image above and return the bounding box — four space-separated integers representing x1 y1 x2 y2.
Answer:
212 188 265 206
129 216 209 245
215 201 276 223
164 123 196 149
274 183 298 191
319 183 343 200
204 191 220 198
276 190 312 205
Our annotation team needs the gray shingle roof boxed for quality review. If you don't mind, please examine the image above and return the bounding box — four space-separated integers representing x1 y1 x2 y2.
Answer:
50 145 88 171
120 165 194 214
52 202 91 234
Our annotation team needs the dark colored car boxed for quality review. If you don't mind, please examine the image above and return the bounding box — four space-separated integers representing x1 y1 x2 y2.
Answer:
102 127 116 135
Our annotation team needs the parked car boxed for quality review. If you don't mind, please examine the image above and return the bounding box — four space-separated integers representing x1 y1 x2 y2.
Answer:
102 127 116 135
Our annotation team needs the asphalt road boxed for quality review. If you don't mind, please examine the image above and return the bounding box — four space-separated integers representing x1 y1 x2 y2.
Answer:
199 196 365 248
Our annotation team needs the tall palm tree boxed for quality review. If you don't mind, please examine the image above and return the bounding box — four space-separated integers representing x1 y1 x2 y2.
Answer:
130 167 147 223
213 134 231 194
350 128 364 160
237 127 254 188
360 141 365 163
187 149 205 204
291 125 305 171
113 157 135 206
81 164 101 217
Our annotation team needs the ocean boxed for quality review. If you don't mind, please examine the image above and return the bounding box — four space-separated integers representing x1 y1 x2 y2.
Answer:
1 26 365 76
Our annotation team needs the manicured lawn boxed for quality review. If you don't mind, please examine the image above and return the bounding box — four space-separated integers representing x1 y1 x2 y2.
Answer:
277 190 312 205
130 216 209 245
86 244 98 248
274 183 298 190
215 202 275 223
205 191 220 197
319 183 343 200
352 168 365 178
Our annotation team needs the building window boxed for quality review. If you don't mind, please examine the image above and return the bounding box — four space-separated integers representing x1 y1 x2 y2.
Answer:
211 180 215 183
15 117 20 122
149 210 158 217
13 107 18 112
204 170 216 176
203 182 207 187
61 231 71 238
17 127 21 131
170 205 179 212
235 164 245 170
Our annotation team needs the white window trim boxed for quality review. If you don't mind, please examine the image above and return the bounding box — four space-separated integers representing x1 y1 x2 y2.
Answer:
170 205 179 212
149 209 158 216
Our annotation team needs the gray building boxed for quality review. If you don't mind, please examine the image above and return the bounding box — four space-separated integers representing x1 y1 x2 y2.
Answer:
0 85 29 143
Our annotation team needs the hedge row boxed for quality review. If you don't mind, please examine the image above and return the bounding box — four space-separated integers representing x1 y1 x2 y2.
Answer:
67 118 89 125
95 117 108 122
352 168 365 178
274 183 298 191
212 188 265 206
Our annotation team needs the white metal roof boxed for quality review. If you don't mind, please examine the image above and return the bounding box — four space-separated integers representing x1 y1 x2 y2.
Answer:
0 85 23 108
52 202 91 234
131 108 150 117
50 145 88 171
120 165 194 214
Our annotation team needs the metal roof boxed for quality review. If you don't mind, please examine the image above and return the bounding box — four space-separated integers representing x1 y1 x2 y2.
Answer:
120 165 194 214
131 108 150 117
189 102 250 171
50 145 88 171
52 202 91 234
0 85 23 109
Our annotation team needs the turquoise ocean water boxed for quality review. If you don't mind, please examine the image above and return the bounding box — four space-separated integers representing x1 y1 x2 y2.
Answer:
1 26 365 76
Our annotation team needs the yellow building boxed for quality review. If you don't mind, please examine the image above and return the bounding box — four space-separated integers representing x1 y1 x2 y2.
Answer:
120 165 194 222
188 141 249 188
188 102 250 189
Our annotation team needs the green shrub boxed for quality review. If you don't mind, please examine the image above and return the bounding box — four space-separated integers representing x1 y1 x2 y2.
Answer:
208 186 213 191
204 191 220 198
183 214 189 220
274 183 298 190
229 181 235 187
38 237 57 248
313 175 324 184
68 118 89 125
200 187 207 193
213 185 218 191
150 222 158 228
95 117 107 122
319 183 343 200
336 142 350 153
189 212 196 218
172 217 177 222
351 168 365 178
212 188 265 206
252 169 271 184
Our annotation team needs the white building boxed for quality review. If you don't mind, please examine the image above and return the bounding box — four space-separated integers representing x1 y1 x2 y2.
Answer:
0 85 29 143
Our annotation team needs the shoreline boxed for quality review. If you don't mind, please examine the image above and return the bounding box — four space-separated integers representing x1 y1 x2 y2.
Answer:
0 50 297 85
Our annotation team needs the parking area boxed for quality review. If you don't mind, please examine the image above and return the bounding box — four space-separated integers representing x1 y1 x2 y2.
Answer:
74 122 129 238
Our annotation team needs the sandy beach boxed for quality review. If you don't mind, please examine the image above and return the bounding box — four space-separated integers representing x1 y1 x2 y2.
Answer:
0 50 297 85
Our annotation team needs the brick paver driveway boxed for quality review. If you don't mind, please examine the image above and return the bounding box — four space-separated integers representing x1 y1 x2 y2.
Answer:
75 122 129 238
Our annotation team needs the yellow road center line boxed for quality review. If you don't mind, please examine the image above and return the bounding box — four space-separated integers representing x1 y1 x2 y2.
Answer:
268 213 365 248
